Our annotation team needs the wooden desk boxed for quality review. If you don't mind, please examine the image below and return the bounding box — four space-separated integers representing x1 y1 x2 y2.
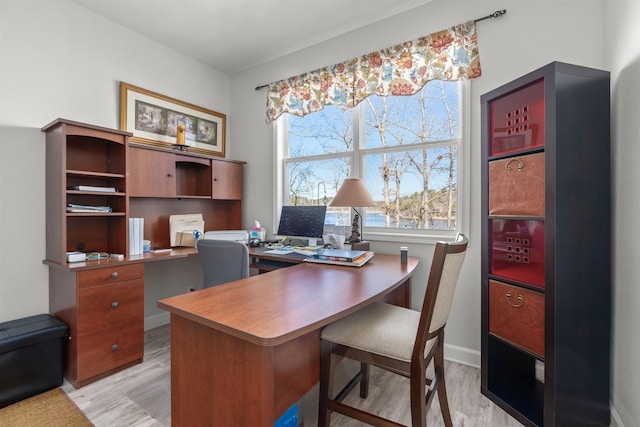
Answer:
158 253 419 426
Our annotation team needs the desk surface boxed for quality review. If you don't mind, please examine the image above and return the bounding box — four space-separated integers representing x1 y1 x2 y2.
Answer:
44 247 199 271
158 253 419 346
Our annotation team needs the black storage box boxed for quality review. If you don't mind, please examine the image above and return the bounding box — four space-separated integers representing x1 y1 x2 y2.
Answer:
0 314 68 408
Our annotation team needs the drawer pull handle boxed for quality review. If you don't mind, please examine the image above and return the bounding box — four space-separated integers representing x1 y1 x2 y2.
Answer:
111 301 119 309
111 344 118 352
506 291 524 307
505 159 524 173
111 272 119 279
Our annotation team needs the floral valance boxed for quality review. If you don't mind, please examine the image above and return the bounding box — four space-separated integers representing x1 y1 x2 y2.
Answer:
265 20 481 123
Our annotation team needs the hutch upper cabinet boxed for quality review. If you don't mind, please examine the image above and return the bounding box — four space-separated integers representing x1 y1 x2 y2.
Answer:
480 62 611 426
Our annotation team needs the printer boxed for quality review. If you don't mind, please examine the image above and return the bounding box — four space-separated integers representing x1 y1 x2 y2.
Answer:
202 230 249 244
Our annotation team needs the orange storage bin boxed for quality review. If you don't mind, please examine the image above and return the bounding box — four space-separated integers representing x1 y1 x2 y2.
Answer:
489 280 544 358
489 152 544 216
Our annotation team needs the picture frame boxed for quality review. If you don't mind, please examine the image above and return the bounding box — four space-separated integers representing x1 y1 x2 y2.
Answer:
119 82 225 157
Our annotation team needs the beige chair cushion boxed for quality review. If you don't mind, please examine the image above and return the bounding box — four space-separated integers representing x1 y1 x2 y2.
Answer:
322 302 435 362
430 250 466 333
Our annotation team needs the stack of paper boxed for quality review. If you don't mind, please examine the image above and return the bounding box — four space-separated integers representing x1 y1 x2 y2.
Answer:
129 217 145 255
66 203 112 213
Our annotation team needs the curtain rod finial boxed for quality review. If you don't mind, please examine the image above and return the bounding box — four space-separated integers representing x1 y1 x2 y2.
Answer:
475 9 507 23
491 9 507 19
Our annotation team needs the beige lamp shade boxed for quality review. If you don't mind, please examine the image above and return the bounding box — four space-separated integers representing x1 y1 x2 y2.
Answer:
330 178 375 207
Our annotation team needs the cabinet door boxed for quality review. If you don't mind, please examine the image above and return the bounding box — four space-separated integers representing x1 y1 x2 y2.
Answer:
129 146 176 197
212 159 243 200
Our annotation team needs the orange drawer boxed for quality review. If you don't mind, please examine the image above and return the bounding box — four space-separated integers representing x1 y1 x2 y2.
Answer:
489 280 544 358
77 264 143 288
76 322 143 380
489 152 544 216
77 279 144 335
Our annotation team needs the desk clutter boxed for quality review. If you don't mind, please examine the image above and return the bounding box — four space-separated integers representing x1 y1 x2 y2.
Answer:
169 214 203 247
304 248 374 267
262 246 375 267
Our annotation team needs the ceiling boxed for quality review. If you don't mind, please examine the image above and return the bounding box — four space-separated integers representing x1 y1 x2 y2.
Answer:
72 0 434 74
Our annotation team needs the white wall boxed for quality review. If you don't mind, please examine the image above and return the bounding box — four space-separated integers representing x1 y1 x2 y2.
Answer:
0 0 228 324
604 2 640 426
230 0 606 366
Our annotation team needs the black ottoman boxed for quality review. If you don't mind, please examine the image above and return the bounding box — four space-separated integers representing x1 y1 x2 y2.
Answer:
0 314 68 408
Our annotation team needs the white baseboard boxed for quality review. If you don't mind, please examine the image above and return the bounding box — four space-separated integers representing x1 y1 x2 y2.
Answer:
610 403 623 427
144 312 170 331
444 343 480 368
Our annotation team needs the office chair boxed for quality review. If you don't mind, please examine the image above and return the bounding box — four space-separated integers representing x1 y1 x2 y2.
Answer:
318 234 468 427
196 239 250 288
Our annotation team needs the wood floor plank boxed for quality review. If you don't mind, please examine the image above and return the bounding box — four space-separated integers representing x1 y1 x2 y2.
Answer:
62 324 522 426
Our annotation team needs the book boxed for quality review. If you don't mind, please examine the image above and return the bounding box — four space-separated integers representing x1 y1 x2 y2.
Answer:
310 249 368 262
129 217 144 255
305 250 374 267
67 185 117 193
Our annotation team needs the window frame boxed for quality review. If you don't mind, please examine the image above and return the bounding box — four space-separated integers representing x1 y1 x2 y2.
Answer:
274 81 470 244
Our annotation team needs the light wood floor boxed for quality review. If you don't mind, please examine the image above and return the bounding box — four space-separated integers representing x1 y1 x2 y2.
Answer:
62 324 522 426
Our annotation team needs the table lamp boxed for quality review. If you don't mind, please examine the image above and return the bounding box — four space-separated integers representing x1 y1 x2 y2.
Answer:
330 178 375 248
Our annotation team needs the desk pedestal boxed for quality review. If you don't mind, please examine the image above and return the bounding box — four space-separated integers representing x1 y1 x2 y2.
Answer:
170 314 319 425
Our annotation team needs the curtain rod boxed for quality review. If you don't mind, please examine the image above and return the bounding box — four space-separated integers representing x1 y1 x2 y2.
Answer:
474 9 507 23
254 9 507 91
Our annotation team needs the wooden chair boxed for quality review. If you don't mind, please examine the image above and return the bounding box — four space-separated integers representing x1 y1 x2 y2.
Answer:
196 239 249 288
318 234 468 427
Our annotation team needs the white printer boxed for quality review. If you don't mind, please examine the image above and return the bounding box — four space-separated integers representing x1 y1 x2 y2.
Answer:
202 230 249 244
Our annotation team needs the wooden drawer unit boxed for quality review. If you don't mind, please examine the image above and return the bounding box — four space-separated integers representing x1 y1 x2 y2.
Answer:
489 280 544 358
489 152 544 217
49 263 144 388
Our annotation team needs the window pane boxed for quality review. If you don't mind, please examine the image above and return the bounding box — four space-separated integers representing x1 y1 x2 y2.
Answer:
364 81 459 148
287 157 350 206
364 146 457 230
288 105 353 157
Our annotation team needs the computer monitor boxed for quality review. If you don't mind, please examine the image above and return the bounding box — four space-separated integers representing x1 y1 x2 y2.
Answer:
277 205 327 246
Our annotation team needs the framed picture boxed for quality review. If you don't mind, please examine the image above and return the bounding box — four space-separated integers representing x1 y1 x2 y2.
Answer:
119 82 225 157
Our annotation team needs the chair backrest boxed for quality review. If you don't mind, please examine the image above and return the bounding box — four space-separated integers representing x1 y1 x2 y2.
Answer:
414 234 468 356
197 239 250 288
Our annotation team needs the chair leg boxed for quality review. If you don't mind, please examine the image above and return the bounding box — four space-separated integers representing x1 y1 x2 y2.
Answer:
319 339 335 427
410 363 428 427
359 362 370 398
434 340 453 427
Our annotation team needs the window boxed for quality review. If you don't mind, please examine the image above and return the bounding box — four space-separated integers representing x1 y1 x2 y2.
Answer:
276 80 469 243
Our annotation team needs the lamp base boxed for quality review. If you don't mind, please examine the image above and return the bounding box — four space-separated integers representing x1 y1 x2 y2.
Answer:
345 241 370 251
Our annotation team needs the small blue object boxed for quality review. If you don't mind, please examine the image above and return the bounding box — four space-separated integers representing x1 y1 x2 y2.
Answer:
274 403 298 427
193 230 201 240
